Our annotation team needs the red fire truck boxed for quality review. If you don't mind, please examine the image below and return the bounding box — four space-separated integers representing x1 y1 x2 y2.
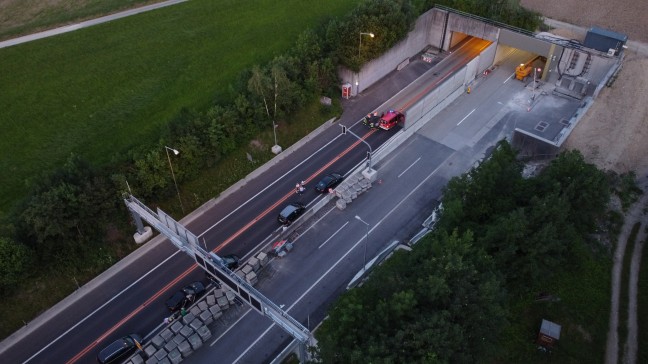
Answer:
378 109 405 130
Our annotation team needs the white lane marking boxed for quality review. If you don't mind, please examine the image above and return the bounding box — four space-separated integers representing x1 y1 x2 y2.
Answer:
198 133 344 238
319 221 349 249
457 109 475 125
398 157 421 178
497 101 503 105
231 153 453 364
299 205 336 239
504 73 514 84
210 308 253 346
22 250 182 364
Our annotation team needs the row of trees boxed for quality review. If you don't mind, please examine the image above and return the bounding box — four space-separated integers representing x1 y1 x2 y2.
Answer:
314 141 613 362
0 1 543 295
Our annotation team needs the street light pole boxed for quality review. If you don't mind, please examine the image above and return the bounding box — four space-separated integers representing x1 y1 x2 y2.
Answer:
355 215 370 272
164 146 185 214
358 32 374 58
358 32 374 95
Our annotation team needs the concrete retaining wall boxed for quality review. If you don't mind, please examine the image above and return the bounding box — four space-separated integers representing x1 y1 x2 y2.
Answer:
340 8 444 96
405 69 466 126
477 41 498 74
447 12 499 42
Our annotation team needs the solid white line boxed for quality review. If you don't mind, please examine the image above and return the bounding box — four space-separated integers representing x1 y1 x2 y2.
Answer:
457 109 475 125
210 308 253 346
398 157 421 178
198 134 344 238
231 153 454 364
22 250 182 364
504 73 514 84
319 222 349 249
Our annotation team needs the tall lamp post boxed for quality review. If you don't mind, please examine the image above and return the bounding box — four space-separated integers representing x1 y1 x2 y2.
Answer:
532 67 542 100
357 32 374 95
164 146 185 214
358 32 374 58
355 215 370 272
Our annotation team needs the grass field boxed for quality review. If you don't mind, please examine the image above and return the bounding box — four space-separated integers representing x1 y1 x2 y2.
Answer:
0 0 358 218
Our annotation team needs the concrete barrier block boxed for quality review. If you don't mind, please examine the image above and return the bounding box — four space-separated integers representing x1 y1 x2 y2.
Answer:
151 335 165 349
248 257 260 271
188 333 203 350
167 349 182 364
245 271 258 286
235 270 245 280
154 348 167 361
225 290 236 303
170 321 183 334
190 318 203 331
158 358 171 364
177 340 192 358
159 329 173 342
172 334 184 345
336 199 347 210
241 264 253 275
206 294 216 306
199 310 214 326
182 313 195 325
197 301 208 311
256 252 268 266
210 305 223 319
180 325 194 338
145 357 157 364
130 354 145 364
216 296 229 309
189 306 201 316
213 288 224 298
144 344 157 358
164 339 177 353
196 325 212 342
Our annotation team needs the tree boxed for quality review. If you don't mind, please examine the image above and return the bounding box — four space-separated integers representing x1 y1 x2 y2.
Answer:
0 237 32 293
315 230 506 363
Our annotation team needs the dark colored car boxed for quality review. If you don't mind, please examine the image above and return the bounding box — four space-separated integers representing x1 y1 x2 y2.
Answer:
314 173 343 193
277 202 305 225
97 334 142 364
165 281 206 312
221 254 240 270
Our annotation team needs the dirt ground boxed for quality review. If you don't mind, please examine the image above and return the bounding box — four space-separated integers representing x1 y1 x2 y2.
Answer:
521 0 648 44
521 0 648 178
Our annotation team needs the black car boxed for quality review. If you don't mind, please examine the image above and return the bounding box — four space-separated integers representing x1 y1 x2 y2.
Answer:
97 334 142 364
221 254 240 270
277 202 305 225
314 173 343 193
165 281 206 312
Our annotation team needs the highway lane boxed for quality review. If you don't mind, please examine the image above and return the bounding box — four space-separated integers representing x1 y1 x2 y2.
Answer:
185 45 538 363
5 38 487 364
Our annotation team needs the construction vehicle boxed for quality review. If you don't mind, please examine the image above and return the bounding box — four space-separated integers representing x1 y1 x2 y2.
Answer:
515 56 546 82
515 62 533 81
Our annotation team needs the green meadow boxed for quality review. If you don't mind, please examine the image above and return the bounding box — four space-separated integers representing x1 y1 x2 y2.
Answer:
0 0 358 218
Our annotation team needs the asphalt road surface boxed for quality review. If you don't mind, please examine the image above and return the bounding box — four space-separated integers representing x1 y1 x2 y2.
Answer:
185 42 536 363
2 38 508 364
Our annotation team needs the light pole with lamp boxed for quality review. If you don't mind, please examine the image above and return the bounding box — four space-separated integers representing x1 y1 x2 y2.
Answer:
354 215 370 272
164 146 185 214
532 67 542 100
357 32 374 95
